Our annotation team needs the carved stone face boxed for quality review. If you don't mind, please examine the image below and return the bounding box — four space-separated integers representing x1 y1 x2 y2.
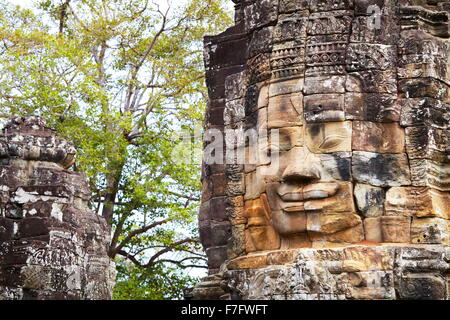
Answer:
235 1 450 251
246 83 361 248
263 120 357 237
198 0 450 300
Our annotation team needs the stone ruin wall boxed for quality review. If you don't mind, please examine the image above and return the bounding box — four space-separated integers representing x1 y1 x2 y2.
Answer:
0 117 115 300
194 0 450 300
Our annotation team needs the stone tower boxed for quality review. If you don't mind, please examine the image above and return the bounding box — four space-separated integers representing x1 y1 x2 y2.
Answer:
0 117 115 300
194 0 450 300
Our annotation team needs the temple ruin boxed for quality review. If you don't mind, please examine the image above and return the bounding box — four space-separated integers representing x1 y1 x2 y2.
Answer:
193 0 450 300
0 117 115 300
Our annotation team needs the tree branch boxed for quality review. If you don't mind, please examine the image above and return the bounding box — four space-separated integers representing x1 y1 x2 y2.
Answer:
111 218 173 257
145 237 198 268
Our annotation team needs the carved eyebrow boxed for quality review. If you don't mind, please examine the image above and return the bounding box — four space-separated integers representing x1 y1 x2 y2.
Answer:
317 135 347 149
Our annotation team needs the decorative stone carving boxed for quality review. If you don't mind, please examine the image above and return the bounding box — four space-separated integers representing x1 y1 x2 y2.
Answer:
346 43 397 72
195 0 450 300
386 187 450 219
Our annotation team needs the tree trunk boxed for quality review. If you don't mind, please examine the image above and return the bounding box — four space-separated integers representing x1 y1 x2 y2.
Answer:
102 161 125 226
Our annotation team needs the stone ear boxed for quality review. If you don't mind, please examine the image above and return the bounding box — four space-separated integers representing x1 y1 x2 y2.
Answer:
260 193 272 223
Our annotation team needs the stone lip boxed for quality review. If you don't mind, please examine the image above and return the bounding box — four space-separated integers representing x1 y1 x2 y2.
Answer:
0 116 76 169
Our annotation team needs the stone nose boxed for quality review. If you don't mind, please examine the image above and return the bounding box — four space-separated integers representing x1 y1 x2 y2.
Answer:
282 164 321 183
281 148 321 183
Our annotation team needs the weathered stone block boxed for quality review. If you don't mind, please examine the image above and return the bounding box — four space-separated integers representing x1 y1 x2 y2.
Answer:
411 217 449 245
268 94 303 129
226 176 245 197
268 93 303 129
226 196 246 225
386 187 450 219
305 34 348 77
271 210 308 236
209 174 226 197
399 98 450 129
314 152 351 181
354 183 385 217
228 224 246 259
398 31 448 81
244 171 266 200
225 72 246 101
247 53 271 84
381 216 411 243
209 197 227 221
279 0 309 13
405 126 449 163
244 0 279 31
354 0 397 16
304 75 346 94
206 246 228 269
352 121 405 153
268 78 303 97
398 274 447 300
399 78 450 101
248 27 275 58
244 198 267 220
352 151 411 187
305 181 356 214
310 0 354 12
410 159 450 191
0 218 14 242
314 222 365 243
350 15 400 44
226 252 269 270
307 212 362 234
347 271 396 299
201 179 213 203
274 13 308 43
278 126 304 151
304 94 345 123
224 99 245 125
271 42 306 80
246 226 281 252
345 93 400 122
364 217 383 242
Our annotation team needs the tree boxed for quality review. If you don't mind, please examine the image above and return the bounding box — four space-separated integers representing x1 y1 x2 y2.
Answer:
0 0 232 299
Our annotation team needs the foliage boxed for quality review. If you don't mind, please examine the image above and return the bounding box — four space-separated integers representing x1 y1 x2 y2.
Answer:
114 260 198 300
0 0 232 299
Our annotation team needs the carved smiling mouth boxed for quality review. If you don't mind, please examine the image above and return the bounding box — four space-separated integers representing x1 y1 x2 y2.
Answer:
277 183 339 212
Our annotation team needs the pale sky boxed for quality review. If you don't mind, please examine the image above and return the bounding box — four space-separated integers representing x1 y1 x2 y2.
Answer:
6 0 34 7
7 0 234 10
